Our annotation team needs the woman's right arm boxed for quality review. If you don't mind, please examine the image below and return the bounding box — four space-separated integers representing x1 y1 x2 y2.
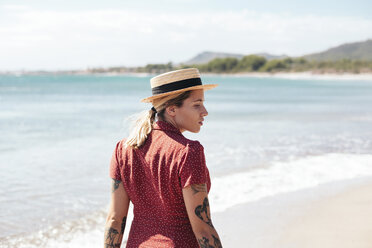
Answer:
104 178 130 248
182 183 223 248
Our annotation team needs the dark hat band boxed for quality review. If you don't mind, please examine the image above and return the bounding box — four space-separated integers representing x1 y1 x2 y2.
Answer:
152 77 202 96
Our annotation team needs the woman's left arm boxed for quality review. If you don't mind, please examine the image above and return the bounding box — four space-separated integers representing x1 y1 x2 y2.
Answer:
104 178 130 248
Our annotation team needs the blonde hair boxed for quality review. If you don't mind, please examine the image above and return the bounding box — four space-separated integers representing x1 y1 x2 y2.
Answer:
124 90 192 149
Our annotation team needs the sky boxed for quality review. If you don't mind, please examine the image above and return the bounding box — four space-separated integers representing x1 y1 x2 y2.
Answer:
0 0 371 71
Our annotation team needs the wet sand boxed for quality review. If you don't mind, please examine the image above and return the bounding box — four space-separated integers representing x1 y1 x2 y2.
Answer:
277 181 372 248
213 177 372 248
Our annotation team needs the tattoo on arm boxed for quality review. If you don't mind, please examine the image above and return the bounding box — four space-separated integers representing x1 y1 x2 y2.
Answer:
212 234 222 248
120 216 126 234
197 234 222 248
104 216 126 248
198 236 213 248
104 227 121 248
191 184 207 195
195 197 214 228
111 178 121 193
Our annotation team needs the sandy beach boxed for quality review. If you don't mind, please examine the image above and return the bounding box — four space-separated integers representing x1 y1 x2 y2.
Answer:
203 72 372 81
277 180 372 248
213 177 372 248
2 71 372 81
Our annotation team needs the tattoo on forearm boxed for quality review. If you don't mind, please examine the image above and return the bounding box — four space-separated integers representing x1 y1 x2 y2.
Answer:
111 179 121 193
198 236 213 248
104 216 126 248
197 235 222 248
120 216 126 234
212 234 222 248
191 184 207 195
195 197 214 228
104 227 121 248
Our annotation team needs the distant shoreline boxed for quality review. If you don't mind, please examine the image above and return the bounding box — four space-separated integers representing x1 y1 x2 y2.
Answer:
1 71 372 81
204 71 372 80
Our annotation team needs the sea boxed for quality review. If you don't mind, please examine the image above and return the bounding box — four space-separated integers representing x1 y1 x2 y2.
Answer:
1 74 372 247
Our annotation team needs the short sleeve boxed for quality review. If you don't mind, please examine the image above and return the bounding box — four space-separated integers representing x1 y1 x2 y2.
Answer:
179 141 209 189
109 141 122 181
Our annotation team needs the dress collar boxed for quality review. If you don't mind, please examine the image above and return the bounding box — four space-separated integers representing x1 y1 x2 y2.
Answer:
153 120 183 135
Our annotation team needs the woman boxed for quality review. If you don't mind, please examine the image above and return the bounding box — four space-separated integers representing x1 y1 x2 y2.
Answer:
104 68 223 248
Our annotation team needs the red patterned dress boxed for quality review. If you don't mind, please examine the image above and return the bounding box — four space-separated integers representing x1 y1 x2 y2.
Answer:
109 120 211 247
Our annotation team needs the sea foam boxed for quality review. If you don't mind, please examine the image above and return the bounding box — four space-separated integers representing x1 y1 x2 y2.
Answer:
210 153 372 212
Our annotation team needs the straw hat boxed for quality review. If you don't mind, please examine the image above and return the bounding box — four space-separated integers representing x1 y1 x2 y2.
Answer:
141 68 218 103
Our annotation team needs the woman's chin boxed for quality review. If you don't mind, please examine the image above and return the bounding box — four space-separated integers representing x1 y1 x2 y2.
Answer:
184 127 201 133
192 127 201 133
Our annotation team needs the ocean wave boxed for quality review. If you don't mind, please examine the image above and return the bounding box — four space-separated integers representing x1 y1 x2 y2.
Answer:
210 153 372 212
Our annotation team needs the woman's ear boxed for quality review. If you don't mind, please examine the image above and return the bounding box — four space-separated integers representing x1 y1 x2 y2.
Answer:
165 105 177 117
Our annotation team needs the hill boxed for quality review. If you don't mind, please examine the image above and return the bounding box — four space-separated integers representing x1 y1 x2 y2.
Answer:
254 53 288 60
303 39 372 61
183 51 244 65
183 51 286 65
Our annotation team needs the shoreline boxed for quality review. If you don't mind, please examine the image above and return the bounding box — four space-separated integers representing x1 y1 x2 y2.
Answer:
204 71 372 81
1 71 372 81
213 176 372 248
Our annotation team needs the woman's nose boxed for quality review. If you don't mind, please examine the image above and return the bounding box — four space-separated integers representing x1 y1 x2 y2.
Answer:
202 106 208 117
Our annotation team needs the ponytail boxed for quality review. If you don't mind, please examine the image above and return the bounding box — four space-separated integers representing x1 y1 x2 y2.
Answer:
124 108 156 149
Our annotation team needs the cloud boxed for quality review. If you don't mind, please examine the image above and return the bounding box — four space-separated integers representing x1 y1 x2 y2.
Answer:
1 4 31 11
0 6 371 70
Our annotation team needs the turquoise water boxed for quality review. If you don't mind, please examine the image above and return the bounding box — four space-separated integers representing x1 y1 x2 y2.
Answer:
1 74 372 246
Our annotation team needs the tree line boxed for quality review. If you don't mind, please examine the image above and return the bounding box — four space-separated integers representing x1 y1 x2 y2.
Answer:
88 55 372 74
180 56 372 74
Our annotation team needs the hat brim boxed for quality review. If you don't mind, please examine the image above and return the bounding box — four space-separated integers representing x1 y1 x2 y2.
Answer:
140 84 218 103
